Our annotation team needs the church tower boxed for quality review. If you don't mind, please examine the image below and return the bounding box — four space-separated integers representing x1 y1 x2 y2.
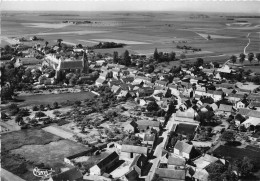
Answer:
82 51 89 74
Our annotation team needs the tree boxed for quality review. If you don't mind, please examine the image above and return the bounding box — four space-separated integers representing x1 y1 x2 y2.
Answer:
113 51 119 64
233 157 254 177
230 55 237 64
17 108 30 117
69 77 77 85
196 58 204 67
239 53 246 64
1 85 14 100
15 115 23 125
57 39 63 47
39 104 45 111
154 48 159 61
53 102 59 109
122 50 131 66
206 162 227 181
1 112 9 120
180 53 186 59
147 101 159 112
8 104 20 116
248 52 254 64
221 130 235 142
207 34 212 40
256 53 260 64
169 51 176 61
32 105 38 111
35 111 46 118
45 41 49 47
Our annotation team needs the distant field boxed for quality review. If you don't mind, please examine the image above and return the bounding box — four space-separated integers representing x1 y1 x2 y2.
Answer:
17 91 95 106
1 11 260 57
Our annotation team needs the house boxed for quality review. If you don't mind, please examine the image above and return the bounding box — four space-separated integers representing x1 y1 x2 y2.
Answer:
125 168 139 181
192 168 209 181
227 94 244 103
174 109 199 125
168 83 179 96
108 79 123 87
242 117 260 129
174 140 193 159
95 78 107 86
120 145 148 158
235 114 246 126
247 110 260 118
111 85 122 94
89 151 119 175
111 68 121 78
154 80 168 88
137 87 154 97
238 108 251 116
118 90 130 98
49 167 83 181
248 102 260 110
236 99 249 109
193 154 218 169
207 90 223 101
155 168 186 180
123 121 138 133
218 104 233 114
143 133 156 145
249 131 260 142
129 154 147 176
121 77 134 84
167 155 186 170
217 65 232 73
195 86 207 96
136 120 160 132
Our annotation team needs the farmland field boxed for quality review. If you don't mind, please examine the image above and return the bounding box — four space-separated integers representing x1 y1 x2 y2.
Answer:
2 11 259 56
17 91 95 106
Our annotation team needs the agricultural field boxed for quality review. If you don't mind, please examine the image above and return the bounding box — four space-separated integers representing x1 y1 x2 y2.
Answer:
2 11 259 57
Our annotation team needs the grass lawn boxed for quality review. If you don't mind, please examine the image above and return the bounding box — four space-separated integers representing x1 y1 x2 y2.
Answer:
17 91 95 106
1 129 62 152
1 129 89 181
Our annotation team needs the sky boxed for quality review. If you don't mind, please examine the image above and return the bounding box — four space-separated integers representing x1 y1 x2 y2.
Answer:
1 0 260 13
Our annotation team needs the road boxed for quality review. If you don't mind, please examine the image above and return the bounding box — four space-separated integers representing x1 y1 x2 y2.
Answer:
244 32 251 55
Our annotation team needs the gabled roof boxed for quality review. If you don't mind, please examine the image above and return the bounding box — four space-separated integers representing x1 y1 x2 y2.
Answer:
248 110 260 118
176 111 195 118
218 104 233 112
125 168 139 180
168 156 186 166
228 93 244 99
192 168 209 181
121 145 147 154
97 151 119 169
249 102 260 108
130 154 147 168
238 108 251 115
52 167 83 181
155 168 186 180
155 80 168 86
96 78 106 84
174 140 193 154
136 120 160 127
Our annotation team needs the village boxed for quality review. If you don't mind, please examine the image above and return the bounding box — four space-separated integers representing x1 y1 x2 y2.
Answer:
1 37 260 181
